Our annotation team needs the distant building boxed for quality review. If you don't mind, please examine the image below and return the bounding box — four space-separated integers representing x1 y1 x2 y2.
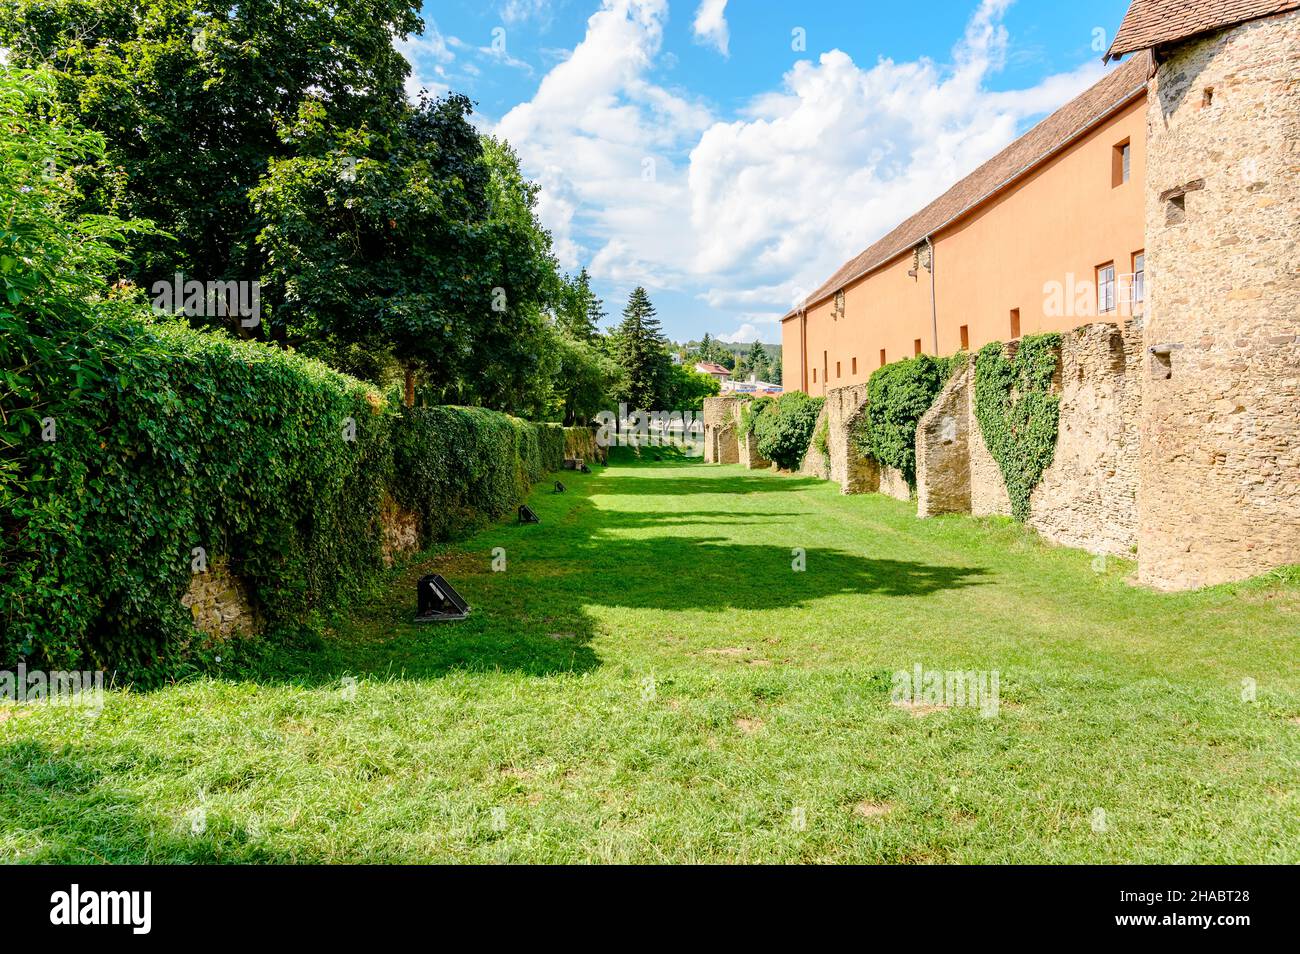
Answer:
694 362 731 382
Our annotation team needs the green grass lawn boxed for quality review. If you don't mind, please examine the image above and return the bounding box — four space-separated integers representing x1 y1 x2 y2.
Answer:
2 451 1297 863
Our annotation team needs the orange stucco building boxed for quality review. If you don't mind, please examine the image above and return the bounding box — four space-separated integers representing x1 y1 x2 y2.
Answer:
782 54 1151 395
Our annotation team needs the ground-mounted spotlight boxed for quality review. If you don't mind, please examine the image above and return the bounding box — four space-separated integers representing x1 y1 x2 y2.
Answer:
554 481 566 493
414 573 470 623
518 504 540 524
580 463 591 474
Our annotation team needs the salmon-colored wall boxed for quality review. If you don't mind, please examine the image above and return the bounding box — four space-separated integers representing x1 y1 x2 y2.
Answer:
783 97 1147 395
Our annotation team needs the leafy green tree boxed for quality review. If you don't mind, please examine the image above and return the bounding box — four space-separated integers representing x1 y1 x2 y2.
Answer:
0 0 423 335
664 363 720 412
551 328 619 425
558 267 602 343
610 286 670 411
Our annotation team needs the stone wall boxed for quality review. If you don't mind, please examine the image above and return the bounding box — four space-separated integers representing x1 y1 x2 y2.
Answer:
182 558 261 640
380 493 421 566
797 402 830 478
564 426 606 464
916 321 1143 555
702 396 741 465
822 385 878 493
739 425 771 469
1138 12 1300 588
1029 321 1143 556
916 364 971 516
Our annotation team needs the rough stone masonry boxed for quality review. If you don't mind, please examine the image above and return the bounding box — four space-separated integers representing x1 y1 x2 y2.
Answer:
1138 11 1300 588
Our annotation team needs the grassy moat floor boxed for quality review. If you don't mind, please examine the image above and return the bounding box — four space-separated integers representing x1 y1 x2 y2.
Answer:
2 452 1297 862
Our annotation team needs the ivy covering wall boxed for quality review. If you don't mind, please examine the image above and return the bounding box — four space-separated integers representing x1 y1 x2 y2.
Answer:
973 334 1061 520
854 353 963 486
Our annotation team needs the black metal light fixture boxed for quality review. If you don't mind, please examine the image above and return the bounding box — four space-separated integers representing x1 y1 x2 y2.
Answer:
554 481 566 493
518 504 539 524
415 574 470 622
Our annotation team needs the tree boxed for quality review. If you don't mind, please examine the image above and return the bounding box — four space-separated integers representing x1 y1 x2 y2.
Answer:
0 0 423 336
664 363 720 412
746 341 770 381
610 286 671 411
696 332 718 364
557 267 602 343
252 99 562 411
551 328 619 425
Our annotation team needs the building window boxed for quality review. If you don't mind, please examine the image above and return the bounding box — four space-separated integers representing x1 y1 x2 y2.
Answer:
879 349 886 367
852 357 857 375
1132 252 1145 309
1112 139 1130 187
836 361 841 378
914 338 922 356
959 325 969 351
1097 262 1116 314
812 368 817 383
1010 308 1021 339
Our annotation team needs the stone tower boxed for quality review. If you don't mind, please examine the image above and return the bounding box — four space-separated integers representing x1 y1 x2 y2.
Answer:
1109 2 1300 588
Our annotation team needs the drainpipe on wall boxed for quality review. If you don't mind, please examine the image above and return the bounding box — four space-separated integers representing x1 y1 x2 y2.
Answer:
925 235 938 355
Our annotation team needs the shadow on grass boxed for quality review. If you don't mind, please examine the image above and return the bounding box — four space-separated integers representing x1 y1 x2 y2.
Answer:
174 454 986 684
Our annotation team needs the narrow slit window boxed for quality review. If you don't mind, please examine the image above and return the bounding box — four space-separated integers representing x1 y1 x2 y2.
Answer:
851 356 857 375
914 338 922 356
879 349 886 367
1112 139 1130 187
1132 252 1145 308
836 361 841 378
1009 308 1021 339
959 325 969 351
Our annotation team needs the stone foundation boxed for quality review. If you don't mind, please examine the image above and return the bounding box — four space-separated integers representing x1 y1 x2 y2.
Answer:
380 493 421 566
916 365 971 516
182 558 261 639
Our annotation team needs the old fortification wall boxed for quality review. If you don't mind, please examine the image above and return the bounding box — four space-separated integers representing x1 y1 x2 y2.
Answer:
1138 12 1300 588
915 321 1143 555
702 396 741 465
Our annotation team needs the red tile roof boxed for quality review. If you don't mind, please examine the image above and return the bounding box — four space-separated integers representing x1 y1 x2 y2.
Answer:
1106 0 1299 61
782 53 1151 321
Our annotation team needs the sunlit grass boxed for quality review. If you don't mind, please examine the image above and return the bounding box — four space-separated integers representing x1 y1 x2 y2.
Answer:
2 451 1296 862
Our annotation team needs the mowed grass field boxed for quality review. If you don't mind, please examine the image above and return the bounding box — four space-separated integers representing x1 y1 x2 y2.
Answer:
2 452 1297 863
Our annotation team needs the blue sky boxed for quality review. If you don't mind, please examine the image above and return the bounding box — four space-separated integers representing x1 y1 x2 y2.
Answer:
403 0 1133 344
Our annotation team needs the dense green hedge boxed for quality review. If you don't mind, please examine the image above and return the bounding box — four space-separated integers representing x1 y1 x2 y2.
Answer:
738 395 774 437
973 335 1061 520
2 316 564 672
392 408 562 543
852 352 966 486
754 392 824 470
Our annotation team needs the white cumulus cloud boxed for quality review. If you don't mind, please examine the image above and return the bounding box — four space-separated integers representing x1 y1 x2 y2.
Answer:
495 0 1110 331
693 0 730 57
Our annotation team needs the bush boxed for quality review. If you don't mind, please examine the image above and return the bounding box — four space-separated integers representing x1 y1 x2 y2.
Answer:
392 408 562 543
973 335 1061 521
754 392 824 470
739 395 774 437
858 354 948 485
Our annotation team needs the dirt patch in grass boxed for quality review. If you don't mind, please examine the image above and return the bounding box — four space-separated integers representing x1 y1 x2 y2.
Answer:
892 700 950 717
734 717 764 734
854 801 893 819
